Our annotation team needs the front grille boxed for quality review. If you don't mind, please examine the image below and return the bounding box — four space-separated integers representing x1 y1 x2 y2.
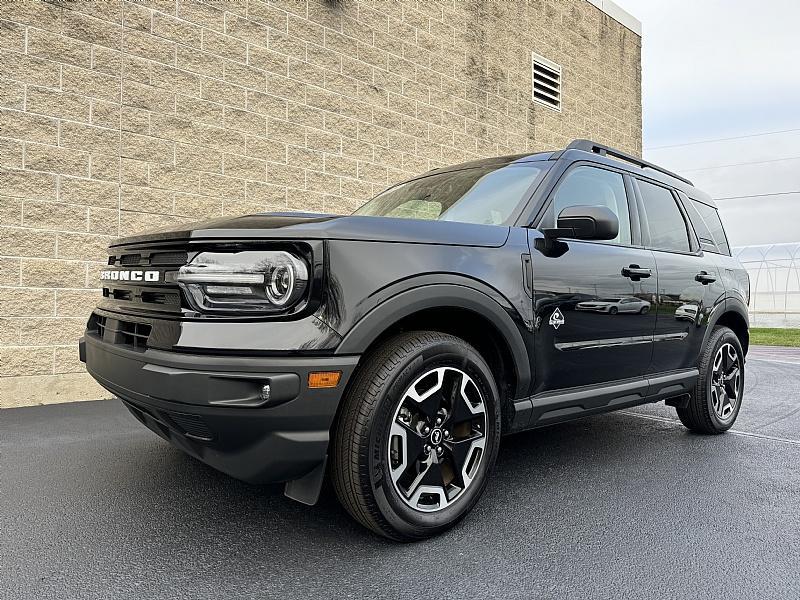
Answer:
90 314 151 351
101 244 188 316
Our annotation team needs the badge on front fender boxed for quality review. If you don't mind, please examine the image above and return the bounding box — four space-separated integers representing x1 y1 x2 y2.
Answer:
549 307 565 329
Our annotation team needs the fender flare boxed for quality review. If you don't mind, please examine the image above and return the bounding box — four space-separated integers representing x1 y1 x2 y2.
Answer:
701 295 750 353
335 283 531 398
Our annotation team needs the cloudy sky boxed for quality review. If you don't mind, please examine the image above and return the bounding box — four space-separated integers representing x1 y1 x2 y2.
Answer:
613 0 800 247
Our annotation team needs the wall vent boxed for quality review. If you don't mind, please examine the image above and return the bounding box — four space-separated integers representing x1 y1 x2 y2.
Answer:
531 52 562 111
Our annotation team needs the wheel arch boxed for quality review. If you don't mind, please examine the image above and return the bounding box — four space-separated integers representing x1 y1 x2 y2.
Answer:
705 297 750 356
335 284 532 401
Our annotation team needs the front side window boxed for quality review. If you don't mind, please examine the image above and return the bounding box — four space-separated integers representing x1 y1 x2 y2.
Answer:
638 180 691 253
354 164 545 226
541 165 632 245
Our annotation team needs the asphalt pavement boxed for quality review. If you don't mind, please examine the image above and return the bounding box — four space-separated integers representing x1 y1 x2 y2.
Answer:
2 345 799 599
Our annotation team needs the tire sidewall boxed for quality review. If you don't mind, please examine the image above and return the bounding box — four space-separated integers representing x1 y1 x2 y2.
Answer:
366 338 501 538
704 329 745 430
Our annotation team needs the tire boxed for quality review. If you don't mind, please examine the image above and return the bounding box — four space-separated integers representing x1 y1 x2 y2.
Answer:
609 306 618 315
331 331 501 541
640 306 649 314
677 326 744 434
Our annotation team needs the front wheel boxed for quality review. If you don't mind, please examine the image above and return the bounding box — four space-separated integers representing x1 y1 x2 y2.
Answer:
331 331 501 540
677 326 744 433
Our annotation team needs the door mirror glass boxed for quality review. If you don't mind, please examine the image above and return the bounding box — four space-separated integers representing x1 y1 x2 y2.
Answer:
555 205 620 240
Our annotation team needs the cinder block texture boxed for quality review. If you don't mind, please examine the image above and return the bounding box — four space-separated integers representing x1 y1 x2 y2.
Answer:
0 0 641 407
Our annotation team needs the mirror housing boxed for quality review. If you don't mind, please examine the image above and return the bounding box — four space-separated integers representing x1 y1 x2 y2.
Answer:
546 205 619 241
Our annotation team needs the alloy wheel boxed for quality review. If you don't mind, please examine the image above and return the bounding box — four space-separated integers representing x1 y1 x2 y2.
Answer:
710 342 741 421
387 367 487 512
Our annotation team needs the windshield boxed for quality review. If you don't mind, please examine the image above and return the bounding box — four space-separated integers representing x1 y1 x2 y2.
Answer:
353 164 545 226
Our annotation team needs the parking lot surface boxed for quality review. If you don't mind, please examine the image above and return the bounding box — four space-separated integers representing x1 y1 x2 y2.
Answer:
2 345 799 599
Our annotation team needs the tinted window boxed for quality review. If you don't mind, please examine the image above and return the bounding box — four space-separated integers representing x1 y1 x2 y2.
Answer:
681 194 717 253
354 164 544 226
543 166 632 245
692 200 731 255
638 180 690 252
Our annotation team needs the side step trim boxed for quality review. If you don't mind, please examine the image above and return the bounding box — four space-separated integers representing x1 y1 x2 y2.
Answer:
510 369 699 432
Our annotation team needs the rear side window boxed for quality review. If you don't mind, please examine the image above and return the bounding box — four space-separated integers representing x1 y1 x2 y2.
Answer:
691 199 731 255
637 180 691 253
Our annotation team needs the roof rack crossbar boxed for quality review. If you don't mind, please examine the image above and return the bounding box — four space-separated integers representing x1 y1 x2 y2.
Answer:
565 139 693 186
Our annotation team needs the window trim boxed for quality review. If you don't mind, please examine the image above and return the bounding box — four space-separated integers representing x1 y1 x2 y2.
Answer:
631 176 699 256
534 161 638 248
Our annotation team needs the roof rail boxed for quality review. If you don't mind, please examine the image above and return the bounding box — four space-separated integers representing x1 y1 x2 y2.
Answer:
563 139 694 186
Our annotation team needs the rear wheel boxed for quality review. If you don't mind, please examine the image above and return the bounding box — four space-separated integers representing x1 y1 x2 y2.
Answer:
331 331 501 540
677 326 744 433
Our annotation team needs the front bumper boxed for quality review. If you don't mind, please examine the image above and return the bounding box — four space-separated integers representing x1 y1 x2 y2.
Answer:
80 333 359 486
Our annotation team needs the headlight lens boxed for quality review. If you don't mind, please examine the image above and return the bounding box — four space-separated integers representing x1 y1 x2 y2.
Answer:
176 250 309 314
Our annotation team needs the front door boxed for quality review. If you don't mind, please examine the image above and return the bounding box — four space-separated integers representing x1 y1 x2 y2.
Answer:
529 164 658 395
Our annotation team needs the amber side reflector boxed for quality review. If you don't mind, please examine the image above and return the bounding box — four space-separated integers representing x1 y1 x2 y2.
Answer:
308 371 341 388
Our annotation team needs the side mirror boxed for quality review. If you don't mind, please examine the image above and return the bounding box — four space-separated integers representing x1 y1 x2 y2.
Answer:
547 205 619 241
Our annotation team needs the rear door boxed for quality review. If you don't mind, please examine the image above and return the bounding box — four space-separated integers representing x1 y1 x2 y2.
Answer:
529 163 657 394
632 178 726 374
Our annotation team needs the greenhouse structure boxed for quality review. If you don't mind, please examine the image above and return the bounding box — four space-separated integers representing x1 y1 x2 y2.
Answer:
733 243 800 328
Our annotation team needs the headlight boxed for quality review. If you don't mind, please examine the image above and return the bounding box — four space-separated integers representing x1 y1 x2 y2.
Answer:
176 250 309 314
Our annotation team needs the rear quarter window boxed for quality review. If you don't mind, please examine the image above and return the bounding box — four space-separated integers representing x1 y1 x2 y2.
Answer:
691 199 731 256
680 193 719 253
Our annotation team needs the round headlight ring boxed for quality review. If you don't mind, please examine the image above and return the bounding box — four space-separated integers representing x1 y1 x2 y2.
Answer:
266 262 296 306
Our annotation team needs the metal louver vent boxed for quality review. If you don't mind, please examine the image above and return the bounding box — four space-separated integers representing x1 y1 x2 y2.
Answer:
532 52 562 111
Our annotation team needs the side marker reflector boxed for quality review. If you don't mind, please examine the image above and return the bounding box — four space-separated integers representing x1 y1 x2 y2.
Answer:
308 371 341 388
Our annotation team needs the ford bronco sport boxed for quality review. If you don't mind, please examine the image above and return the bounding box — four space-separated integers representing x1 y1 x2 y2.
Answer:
80 139 749 540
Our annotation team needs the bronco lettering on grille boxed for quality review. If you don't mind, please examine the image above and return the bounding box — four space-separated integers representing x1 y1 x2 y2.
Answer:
99 270 160 282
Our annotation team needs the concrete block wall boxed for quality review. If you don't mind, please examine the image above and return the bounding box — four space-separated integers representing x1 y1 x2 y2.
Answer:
0 0 641 407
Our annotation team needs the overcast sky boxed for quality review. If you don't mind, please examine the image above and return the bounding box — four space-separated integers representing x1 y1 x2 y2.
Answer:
613 0 800 247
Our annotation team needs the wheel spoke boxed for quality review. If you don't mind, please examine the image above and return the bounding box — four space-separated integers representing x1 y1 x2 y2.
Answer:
444 436 479 488
444 372 485 429
404 368 444 421
389 420 427 486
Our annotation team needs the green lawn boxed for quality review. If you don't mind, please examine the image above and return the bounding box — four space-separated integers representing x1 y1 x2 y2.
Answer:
750 327 800 347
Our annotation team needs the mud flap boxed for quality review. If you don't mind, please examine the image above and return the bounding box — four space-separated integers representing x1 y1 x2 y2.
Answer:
284 455 327 505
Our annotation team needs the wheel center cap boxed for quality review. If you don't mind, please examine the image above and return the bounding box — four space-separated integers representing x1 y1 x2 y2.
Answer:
430 428 443 445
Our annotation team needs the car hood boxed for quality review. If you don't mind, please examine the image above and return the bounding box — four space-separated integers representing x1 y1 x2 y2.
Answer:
110 212 510 248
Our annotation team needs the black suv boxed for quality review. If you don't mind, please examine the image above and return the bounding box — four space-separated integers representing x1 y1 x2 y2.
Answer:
80 139 749 540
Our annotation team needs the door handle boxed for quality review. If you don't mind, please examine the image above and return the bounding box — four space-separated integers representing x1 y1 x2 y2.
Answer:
695 271 716 285
621 265 652 280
